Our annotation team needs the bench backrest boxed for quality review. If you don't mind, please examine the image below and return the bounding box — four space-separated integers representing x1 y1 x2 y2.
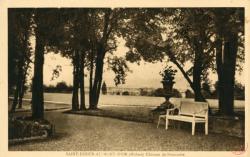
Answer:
179 101 208 117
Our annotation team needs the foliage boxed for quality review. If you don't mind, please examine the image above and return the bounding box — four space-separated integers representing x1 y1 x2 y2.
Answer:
234 82 245 100
203 81 245 100
43 82 73 93
201 81 212 98
10 8 244 114
159 66 177 83
185 89 195 98
153 88 181 98
120 8 213 101
172 89 182 98
107 56 131 86
122 91 130 96
51 65 62 81
211 8 244 73
140 89 149 96
202 81 212 94
121 8 244 103
167 9 215 66
153 88 165 97
56 81 68 89
120 9 165 63
8 116 53 140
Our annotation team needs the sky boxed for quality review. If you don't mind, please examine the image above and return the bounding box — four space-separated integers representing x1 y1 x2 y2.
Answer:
38 38 245 92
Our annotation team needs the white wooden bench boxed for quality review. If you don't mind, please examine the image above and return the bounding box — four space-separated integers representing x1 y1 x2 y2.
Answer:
157 100 209 135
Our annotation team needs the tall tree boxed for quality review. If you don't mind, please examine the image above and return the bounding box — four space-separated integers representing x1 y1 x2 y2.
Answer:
32 9 63 119
32 13 45 118
50 9 91 111
88 8 128 109
65 9 90 110
163 9 215 102
78 10 90 110
58 8 133 110
121 8 215 102
89 9 112 109
9 9 33 112
122 8 244 114
212 8 244 115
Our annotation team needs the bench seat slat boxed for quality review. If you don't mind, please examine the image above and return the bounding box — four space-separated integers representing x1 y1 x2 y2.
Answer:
166 115 206 122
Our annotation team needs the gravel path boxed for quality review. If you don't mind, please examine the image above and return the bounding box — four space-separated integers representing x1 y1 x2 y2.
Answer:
9 110 244 151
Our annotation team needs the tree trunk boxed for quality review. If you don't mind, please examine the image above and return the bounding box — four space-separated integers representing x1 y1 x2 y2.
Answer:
216 33 238 116
89 11 111 109
10 86 19 112
10 32 31 111
10 58 23 112
31 34 45 119
79 52 86 110
89 48 105 109
72 51 80 111
193 63 204 102
90 58 102 109
18 63 29 109
95 70 103 106
17 70 25 109
216 38 224 113
89 49 94 108
18 18 31 109
193 39 206 102
171 58 205 102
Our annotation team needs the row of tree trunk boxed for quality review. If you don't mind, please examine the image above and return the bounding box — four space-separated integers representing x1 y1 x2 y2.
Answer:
9 9 32 113
71 50 86 111
89 43 106 109
10 57 29 112
71 44 106 111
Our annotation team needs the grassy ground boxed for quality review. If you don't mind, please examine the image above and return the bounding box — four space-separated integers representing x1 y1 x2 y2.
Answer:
64 106 154 123
9 109 244 151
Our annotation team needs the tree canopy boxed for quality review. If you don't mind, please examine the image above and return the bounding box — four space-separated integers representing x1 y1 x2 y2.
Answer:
9 8 244 118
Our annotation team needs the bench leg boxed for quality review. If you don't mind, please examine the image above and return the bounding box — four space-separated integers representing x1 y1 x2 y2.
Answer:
192 122 195 135
205 122 208 135
165 119 169 130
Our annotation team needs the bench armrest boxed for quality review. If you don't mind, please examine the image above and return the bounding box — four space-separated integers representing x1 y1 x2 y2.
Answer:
166 107 179 115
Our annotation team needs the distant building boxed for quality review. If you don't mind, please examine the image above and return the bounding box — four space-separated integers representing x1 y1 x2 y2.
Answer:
106 87 141 96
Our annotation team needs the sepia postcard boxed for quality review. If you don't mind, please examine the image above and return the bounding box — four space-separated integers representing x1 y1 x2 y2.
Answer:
0 0 249 157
